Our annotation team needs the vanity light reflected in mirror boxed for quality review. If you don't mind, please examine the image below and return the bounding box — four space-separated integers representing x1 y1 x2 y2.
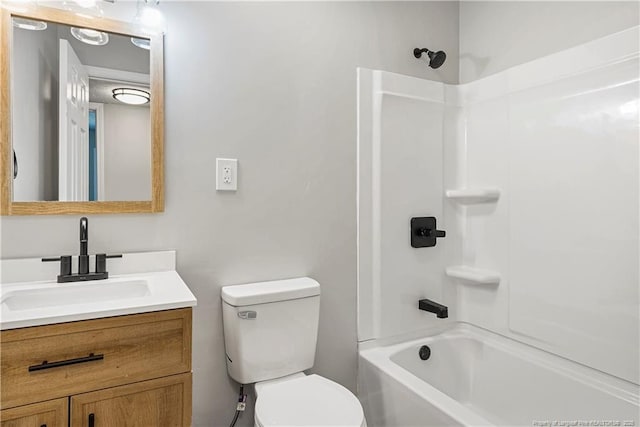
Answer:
131 37 150 50
12 17 47 30
70 26 109 45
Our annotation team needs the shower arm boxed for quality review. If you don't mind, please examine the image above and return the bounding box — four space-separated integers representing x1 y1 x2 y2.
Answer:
413 48 431 58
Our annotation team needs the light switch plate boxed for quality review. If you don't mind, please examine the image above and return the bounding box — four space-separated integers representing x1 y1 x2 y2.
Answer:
216 158 238 191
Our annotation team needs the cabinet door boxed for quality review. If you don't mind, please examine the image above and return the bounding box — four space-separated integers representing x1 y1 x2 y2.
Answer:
70 373 191 427
1 398 68 427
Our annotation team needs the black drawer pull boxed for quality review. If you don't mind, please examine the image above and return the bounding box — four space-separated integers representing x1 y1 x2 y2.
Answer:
88 413 95 427
28 353 104 372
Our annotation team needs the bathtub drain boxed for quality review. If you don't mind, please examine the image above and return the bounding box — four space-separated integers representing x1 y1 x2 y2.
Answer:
419 345 431 361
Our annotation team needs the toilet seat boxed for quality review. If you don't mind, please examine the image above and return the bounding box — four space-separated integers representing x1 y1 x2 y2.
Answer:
255 374 366 427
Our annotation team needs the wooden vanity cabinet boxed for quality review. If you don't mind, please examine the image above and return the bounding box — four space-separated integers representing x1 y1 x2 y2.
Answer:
0 308 192 427
0 398 68 427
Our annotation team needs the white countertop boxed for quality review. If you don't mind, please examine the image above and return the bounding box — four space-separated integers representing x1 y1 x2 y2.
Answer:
0 251 197 330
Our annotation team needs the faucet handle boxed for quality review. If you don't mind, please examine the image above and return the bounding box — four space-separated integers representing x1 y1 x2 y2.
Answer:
432 229 446 238
410 216 447 248
42 255 72 276
95 254 123 273
415 228 446 238
95 254 106 273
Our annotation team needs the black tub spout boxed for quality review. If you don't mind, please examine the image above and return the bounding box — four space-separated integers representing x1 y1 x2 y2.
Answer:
418 298 448 319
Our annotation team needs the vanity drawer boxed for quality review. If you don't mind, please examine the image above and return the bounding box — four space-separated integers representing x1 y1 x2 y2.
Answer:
1 308 192 409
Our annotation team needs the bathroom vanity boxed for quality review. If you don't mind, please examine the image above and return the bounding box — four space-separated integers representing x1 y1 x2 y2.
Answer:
0 251 196 427
1 309 192 426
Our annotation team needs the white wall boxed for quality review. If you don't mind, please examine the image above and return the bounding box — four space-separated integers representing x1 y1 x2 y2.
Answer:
455 1 640 384
459 1 640 83
0 3 459 426
357 69 463 342
12 24 59 201
102 104 151 201
457 28 639 384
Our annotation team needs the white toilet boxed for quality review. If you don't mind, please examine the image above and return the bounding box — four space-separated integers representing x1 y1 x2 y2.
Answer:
221 277 366 427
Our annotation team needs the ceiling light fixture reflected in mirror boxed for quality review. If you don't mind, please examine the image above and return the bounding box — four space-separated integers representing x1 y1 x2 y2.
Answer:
12 17 47 31
112 88 150 105
131 37 151 50
70 27 109 45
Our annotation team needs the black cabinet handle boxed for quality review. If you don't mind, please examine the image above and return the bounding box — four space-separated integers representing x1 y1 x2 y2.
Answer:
88 413 95 427
28 353 104 372
41 424 47 427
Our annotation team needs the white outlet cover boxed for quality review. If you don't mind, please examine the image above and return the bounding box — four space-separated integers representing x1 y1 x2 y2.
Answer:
216 158 238 191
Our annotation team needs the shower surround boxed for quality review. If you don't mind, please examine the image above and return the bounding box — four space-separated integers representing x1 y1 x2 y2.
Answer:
357 26 639 425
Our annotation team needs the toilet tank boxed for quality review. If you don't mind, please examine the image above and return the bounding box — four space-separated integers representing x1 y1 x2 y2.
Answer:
221 277 320 384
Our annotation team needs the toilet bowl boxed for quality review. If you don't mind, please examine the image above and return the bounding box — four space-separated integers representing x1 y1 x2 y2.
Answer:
254 373 366 427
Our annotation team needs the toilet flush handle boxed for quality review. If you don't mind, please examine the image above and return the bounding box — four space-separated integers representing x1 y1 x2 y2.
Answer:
238 311 257 319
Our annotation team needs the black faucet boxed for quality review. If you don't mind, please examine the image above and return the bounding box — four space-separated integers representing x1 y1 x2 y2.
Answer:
79 217 89 274
42 217 122 283
419 298 448 318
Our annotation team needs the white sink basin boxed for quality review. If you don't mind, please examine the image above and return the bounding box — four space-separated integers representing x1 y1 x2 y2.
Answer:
2 280 150 311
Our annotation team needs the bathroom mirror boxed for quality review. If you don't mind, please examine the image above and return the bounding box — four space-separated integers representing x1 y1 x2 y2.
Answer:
0 5 164 215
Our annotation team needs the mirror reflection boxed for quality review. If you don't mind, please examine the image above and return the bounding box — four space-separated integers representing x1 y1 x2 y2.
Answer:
11 18 152 202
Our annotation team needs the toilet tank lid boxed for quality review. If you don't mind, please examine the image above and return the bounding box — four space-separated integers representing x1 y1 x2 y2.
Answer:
221 277 320 306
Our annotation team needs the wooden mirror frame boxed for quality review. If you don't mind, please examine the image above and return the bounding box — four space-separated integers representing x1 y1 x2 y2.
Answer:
0 4 164 215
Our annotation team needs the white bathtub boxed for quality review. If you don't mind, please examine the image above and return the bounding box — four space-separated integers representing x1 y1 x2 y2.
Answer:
358 323 639 426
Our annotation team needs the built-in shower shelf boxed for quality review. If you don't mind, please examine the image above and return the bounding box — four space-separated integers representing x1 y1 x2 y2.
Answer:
445 188 500 204
446 266 501 285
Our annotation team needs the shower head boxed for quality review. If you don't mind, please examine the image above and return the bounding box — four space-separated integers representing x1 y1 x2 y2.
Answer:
413 48 447 69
